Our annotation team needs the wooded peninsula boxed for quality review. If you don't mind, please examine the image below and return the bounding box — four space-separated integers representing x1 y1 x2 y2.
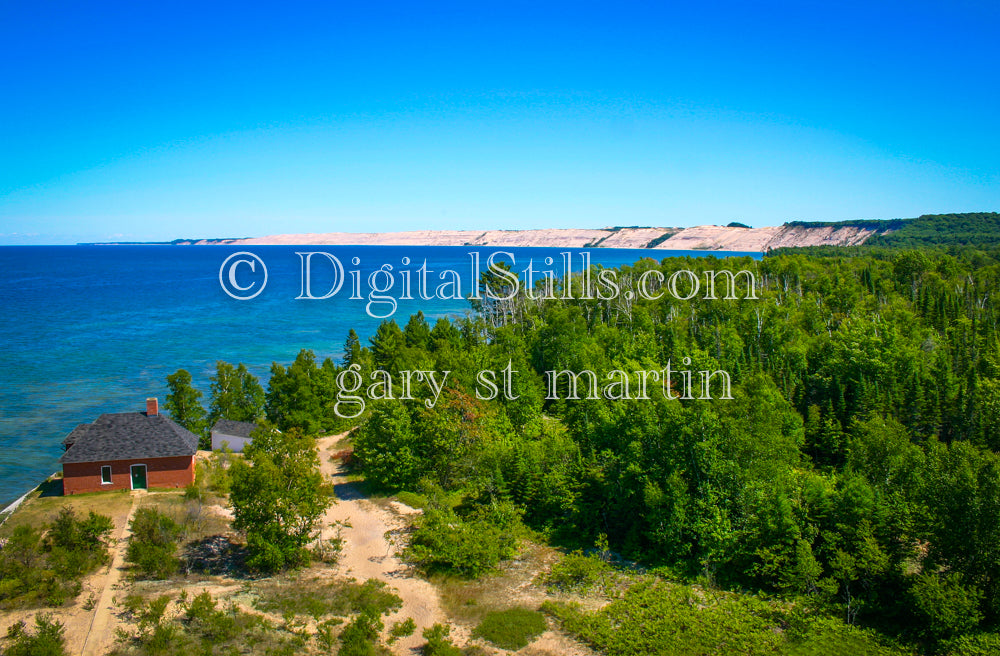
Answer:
5 211 1000 656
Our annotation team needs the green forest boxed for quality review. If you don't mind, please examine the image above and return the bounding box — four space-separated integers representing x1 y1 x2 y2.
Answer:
156 212 1000 655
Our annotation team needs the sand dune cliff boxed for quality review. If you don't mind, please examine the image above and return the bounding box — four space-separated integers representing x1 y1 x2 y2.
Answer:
178 223 893 252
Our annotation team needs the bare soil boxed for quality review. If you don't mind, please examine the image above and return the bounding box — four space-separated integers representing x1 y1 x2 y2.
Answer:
316 433 448 655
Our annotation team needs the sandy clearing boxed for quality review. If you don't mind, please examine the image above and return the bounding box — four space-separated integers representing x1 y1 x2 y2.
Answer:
316 434 447 655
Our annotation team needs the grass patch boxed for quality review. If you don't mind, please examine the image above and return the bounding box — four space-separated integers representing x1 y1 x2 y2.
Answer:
433 542 559 624
544 579 908 656
109 591 304 656
138 491 230 540
472 608 547 650
253 577 402 620
393 488 464 511
0 486 132 539
393 490 427 509
388 617 416 643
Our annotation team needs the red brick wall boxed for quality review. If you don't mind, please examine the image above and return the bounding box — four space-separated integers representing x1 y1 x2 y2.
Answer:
62 455 194 495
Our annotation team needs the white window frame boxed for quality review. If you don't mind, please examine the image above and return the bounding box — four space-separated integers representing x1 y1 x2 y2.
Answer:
100 465 112 485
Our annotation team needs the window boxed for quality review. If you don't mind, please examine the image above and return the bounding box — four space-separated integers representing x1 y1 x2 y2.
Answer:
101 465 112 484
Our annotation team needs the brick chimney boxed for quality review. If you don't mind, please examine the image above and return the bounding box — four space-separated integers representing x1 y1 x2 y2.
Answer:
146 397 159 417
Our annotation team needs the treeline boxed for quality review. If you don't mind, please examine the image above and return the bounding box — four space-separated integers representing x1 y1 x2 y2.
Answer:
165 244 1000 651
865 212 1000 249
779 212 1000 250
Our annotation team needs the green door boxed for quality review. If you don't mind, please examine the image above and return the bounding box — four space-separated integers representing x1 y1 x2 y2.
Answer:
130 464 147 490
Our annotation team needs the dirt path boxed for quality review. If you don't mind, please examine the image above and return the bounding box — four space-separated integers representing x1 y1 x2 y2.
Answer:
317 434 446 655
79 493 138 656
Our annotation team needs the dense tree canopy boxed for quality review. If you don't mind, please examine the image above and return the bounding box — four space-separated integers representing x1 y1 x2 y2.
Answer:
168 234 1000 649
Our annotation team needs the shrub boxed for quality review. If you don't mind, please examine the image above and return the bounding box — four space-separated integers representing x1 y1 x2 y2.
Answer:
203 449 233 495
544 580 785 656
3 613 67 656
229 427 333 573
544 580 908 656
108 591 303 656
184 591 238 642
310 529 344 565
315 618 344 650
183 483 204 502
472 608 547 650
388 617 416 643
336 611 383 656
422 623 462 656
405 501 521 578
545 550 616 594
125 508 182 579
0 509 113 608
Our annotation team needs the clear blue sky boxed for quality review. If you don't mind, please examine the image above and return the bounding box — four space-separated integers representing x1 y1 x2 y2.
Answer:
1 1 997 244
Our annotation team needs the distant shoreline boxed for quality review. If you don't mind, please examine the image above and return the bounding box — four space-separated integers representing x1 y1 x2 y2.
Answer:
80 220 899 252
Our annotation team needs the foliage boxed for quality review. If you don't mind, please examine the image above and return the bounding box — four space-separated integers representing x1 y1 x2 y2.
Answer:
865 213 1000 249
229 425 334 572
404 500 522 578
125 507 182 579
201 448 233 495
336 612 385 656
353 389 517 492
251 241 1000 649
165 368 208 446
267 348 363 435
939 632 1000 656
544 580 905 656
545 549 617 594
471 607 547 650
109 591 303 656
0 508 113 608
388 617 416 643
422 623 462 656
3 613 67 656
908 571 983 641
208 360 266 424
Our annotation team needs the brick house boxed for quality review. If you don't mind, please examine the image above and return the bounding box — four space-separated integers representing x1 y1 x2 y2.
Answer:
59 398 199 495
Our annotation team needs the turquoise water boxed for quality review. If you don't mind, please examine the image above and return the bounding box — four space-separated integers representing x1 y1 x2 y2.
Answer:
0 245 760 507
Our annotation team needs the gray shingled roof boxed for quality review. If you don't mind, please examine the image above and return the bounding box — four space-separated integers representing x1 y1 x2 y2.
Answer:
59 412 199 464
211 419 260 439
62 423 91 447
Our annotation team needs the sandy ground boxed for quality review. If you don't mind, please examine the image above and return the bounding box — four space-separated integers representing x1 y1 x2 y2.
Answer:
316 433 447 655
182 223 891 251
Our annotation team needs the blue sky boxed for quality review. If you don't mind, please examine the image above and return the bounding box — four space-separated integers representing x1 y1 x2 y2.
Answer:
1 1 997 244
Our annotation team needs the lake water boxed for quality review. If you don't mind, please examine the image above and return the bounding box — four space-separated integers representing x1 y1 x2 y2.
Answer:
0 245 760 508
